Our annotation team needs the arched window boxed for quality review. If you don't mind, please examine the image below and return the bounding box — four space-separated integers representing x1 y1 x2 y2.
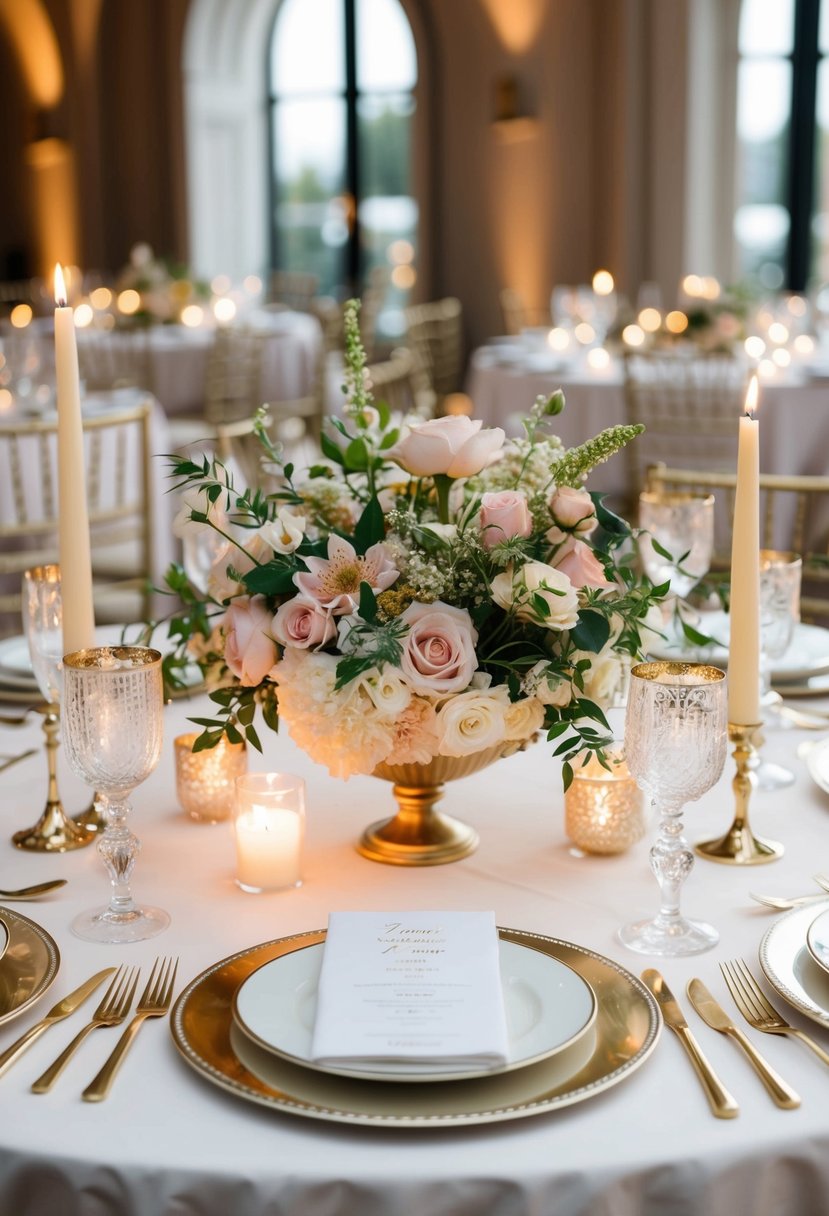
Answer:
268 0 418 335
734 0 829 288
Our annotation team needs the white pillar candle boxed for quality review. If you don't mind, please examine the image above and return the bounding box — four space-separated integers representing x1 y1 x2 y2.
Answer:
728 375 761 725
233 772 304 892
54 263 95 654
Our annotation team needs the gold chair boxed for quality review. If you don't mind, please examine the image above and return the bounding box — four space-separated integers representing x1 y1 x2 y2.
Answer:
77 330 155 394
623 352 747 500
645 463 829 624
499 287 550 335
0 398 155 636
268 270 320 313
366 348 434 419
403 297 464 414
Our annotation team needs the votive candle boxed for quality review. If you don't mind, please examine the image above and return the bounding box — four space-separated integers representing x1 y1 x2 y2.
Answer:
233 772 304 892
564 749 645 855
174 732 247 823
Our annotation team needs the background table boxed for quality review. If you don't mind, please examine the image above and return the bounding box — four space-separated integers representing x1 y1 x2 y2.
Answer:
0 689 829 1214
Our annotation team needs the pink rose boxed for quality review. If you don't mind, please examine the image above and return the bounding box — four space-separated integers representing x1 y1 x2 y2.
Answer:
400 600 478 694
547 486 598 543
388 416 505 479
272 596 337 650
479 490 533 549
222 596 279 685
551 537 612 589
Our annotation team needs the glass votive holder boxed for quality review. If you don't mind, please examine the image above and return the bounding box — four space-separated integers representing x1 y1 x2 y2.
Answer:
564 749 645 856
233 772 305 893
174 732 248 823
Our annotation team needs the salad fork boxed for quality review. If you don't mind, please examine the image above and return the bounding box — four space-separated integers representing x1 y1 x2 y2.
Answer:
720 959 829 1066
31 965 140 1093
82 957 178 1102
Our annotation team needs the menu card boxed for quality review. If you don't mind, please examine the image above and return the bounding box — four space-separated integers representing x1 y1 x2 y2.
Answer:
310 911 509 1072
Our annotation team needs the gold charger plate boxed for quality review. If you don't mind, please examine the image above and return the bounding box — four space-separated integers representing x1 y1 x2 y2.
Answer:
171 927 660 1128
0 906 60 1025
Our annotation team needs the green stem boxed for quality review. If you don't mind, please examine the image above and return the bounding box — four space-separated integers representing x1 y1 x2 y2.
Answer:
433 474 453 525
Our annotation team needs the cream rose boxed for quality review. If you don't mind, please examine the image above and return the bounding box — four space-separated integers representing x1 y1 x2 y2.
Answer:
436 688 508 757
388 416 505 479
551 537 612 590
491 561 580 631
272 596 336 650
400 600 478 694
579 649 624 709
479 490 533 549
546 486 598 543
503 696 545 742
357 667 412 717
222 595 279 685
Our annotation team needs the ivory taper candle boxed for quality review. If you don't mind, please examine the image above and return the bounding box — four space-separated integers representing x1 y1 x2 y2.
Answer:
728 375 761 725
54 263 95 653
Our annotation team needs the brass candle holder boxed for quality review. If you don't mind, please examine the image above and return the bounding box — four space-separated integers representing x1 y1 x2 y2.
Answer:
12 704 96 852
695 722 784 865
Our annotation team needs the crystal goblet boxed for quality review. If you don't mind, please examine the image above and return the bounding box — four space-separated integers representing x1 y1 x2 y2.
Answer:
62 646 168 943
639 492 715 615
15 565 95 852
619 661 728 957
755 550 802 791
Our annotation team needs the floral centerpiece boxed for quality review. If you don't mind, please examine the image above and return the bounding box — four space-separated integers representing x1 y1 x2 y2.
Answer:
115 243 209 327
161 302 663 821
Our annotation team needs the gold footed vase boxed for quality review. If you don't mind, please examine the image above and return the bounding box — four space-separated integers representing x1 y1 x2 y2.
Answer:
360 740 529 867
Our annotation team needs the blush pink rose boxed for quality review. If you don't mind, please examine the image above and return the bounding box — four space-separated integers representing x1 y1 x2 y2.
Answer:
389 416 505 479
400 600 478 694
479 490 533 549
272 596 337 650
547 486 598 543
222 596 279 685
551 537 612 589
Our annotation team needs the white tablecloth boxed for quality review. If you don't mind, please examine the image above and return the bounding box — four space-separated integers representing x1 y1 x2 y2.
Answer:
466 350 829 551
1 689 829 1214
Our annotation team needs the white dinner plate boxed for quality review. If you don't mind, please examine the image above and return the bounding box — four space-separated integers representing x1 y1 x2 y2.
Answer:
233 938 597 1083
806 908 829 975
760 900 829 1030
806 737 829 795
649 613 829 682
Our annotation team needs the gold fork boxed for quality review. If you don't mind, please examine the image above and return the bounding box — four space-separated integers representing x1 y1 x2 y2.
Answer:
720 959 829 1067
81 957 178 1102
30 965 140 1093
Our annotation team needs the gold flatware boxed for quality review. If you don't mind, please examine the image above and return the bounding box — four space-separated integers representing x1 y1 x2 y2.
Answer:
749 891 829 912
813 874 829 895
0 749 37 775
0 880 67 901
0 710 37 726
641 969 739 1119
82 957 178 1102
721 958 829 1067
686 978 800 1108
30 965 140 1093
0 967 115 1078
776 705 829 730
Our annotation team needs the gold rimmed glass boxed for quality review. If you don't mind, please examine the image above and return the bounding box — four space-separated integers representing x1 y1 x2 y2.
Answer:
62 646 168 943
620 661 728 957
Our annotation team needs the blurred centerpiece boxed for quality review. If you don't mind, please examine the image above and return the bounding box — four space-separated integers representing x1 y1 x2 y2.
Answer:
158 301 663 863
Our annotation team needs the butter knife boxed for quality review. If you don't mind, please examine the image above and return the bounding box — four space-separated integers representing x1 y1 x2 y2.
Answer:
0 968 115 1079
642 969 739 1119
686 978 800 1109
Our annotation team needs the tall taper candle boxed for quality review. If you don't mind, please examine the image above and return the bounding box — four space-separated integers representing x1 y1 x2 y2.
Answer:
728 375 760 725
54 264 95 652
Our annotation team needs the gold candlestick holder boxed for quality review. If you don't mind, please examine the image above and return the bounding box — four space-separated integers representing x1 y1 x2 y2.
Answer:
12 704 96 852
695 722 783 865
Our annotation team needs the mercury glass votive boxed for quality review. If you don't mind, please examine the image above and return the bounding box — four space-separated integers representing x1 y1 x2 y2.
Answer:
174 733 248 823
564 749 645 856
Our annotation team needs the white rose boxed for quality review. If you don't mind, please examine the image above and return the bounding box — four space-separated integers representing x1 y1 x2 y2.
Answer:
579 650 624 709
503 696 545 742
491 561 579 631
258 508 306 555
436 688 508 757
358 667 412 717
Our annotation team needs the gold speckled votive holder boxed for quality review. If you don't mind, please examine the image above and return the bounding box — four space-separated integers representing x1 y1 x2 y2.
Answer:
564 748 645 856
174 732 248 823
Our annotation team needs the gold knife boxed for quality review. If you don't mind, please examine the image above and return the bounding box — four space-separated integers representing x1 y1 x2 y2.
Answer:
0 968 115 1079
642 969 739 1119
687 978 800 1109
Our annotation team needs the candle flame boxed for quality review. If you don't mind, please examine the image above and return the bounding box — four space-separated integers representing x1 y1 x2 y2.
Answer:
744 374 759 418
54 263 67 308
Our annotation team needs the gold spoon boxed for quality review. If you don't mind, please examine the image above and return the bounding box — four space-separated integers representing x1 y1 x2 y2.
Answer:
0 880 67 900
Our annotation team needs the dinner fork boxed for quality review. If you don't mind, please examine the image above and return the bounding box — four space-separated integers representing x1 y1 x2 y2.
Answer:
720 959 829 1067
749 891 829 911
81 957 178 1102
30 965 140 1093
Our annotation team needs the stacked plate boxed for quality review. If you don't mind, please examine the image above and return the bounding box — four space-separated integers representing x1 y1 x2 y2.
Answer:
760 901 829 1031
171 928 661 1128
0 908 59 1023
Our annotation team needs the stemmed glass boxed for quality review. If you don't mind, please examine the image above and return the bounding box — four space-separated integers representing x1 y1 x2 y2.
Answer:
638 491 715 626
15 565 96 852
62 646 169 943
754 550 802 791
619 661 728 956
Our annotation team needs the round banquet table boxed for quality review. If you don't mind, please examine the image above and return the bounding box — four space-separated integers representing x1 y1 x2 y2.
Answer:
1 691 829 1215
